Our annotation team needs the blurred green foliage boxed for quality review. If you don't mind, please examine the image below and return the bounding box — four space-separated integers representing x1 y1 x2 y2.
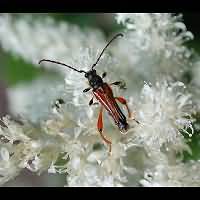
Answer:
3 55 43 86
3 53 60 86
50 13 122 35
183 113 200 161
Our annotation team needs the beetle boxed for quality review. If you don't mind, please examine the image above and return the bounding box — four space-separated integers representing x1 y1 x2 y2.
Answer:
39 33 139 153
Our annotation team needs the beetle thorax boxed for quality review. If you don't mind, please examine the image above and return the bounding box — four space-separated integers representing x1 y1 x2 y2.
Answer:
85 70 103 89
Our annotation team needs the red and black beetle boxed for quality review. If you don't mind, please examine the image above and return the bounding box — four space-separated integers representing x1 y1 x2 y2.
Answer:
39 33 139 152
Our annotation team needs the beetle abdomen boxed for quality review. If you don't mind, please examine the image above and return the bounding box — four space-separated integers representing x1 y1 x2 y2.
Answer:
93 83 129 133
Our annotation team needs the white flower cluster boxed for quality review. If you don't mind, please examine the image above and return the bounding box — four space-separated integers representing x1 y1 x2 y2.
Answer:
113 13 194 88
0 13 199 186
132 81 194 152
140 160 200 187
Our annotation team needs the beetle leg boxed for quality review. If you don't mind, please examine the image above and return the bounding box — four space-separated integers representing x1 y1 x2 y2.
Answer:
115 97 139 124
83 87 91 93
115 97 131 118
89 97 99 106
97 106 112 153
102 72 107 79
89 97 94 106
110 81 121 85
110 80 127 89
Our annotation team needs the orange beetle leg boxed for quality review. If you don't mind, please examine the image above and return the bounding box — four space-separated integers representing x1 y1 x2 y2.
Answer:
115 96 131 118
115 97 140 124
97 107 112 153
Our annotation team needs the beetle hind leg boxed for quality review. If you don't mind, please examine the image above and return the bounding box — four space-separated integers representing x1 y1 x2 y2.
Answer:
97 107 112 153
115 96 131 118
115 97 140 124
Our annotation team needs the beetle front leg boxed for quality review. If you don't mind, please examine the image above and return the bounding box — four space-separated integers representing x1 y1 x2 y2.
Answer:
97 106 112 153
83 87 91 93
102 72 107 79
115 97 139 124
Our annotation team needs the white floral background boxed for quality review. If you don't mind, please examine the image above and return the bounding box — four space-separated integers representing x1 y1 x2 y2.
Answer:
0 13 200 186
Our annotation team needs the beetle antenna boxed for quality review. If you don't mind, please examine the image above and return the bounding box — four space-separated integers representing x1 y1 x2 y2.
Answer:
91 33 123 70
38 59 86 74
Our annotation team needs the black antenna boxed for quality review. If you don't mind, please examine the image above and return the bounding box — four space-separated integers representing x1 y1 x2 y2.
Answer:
38 59 86 74
91 33 123 69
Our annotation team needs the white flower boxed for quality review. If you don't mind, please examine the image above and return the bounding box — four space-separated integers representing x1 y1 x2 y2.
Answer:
140 160 200 187
0 114 71 185
66 139 128 187
127 81 194 152
0 147 10 161
112 13 193 86
8 78 66 123
116 13 153 30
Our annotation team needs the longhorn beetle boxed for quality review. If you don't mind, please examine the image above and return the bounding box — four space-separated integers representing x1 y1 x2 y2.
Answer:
39 33 139 153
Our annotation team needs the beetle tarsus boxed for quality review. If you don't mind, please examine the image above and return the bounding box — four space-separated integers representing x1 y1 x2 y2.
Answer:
134 119 140 124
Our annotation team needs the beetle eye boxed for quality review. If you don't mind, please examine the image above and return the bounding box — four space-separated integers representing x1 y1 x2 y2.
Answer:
85 73 88 78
